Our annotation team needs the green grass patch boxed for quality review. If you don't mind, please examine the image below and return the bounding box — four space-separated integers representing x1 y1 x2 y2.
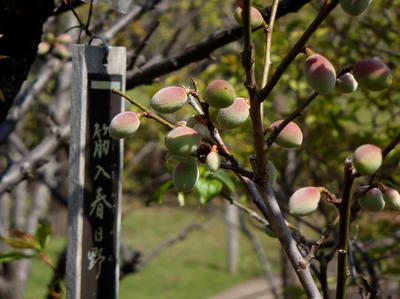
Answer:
25 204 280 299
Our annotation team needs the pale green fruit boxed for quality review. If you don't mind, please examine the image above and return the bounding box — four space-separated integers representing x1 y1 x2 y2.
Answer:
340 0 372 15
172 161 199 193
304 53 336 93
193 123 212 140
150 86 187 113
289 187 322 216
217 97 249 129
165 126 201 156
234 6 265 29
353 59 392 91
269 120 303 148
336 73 358 93
358 187 385 211
204 80 236 108
383 188 400 210
205 151 221 172
353 144 382 176
109 112 140 138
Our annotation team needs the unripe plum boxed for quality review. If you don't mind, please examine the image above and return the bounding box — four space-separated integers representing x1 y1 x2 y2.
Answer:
186 115 199 128
289 187 322 216
206 151 221 172
193 123 212 140
336 73 358 93
204 80 236 108
37 41 50 56
383 188 400 210
165 126 201 156
340 0 372 16
150 86 187 113
217 97 249 129
109 111 140 138
55 33 72 45
269 120 303 148
358 187 385 211
54 44 69 59
172 161 199 193
353 144 382 176
353 59 392 91
304 53 336 93
234 6 265 29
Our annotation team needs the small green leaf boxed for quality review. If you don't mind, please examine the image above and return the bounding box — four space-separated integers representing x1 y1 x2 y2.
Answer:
196 177 223 205
0 235 36 249
146 180 173 206
209 170 235 193
177 192 185 206
0 251 34 263
35 220 52 251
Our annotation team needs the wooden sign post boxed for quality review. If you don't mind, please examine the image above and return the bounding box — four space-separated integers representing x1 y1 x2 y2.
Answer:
67 45 126 299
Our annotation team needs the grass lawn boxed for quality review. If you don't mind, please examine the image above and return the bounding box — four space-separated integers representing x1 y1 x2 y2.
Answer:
25 202 280 299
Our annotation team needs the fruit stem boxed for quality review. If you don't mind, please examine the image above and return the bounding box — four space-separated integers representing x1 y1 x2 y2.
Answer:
112 88 175 130
336 157 356 299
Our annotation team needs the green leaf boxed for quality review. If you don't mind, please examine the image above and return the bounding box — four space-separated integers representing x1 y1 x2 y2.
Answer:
0 251 34 263
177 192 185 206
146 180 173 206
196 177 223 205
209 170 235 193
35 220 52 251
0 235 36 249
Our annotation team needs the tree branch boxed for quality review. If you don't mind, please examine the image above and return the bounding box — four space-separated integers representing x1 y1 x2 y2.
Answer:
125 0 312 90
0 125 70 195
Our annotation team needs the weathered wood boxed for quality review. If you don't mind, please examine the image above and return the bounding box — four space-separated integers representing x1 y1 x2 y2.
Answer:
67 44 125 299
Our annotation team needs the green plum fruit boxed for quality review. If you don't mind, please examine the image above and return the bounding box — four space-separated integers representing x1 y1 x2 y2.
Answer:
54 44 69 59
353 59 392 91
353 144 382 176
165 126 201 155
172 161 199 193
336 73 358 93
217 97 249 129
304 53 336 93
109 111 140 138
150 86 188 113
358 187 385 211
234 6 265 29
193 123 212 140
340 0 372 15
37 41 50 56
289 187 322 216
205 151 221 172
269 120 303 148
55 33 72 45
204 80 236 108
383 188 400 210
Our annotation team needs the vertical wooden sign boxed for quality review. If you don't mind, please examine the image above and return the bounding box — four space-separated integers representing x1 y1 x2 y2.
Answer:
67 45 125 299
